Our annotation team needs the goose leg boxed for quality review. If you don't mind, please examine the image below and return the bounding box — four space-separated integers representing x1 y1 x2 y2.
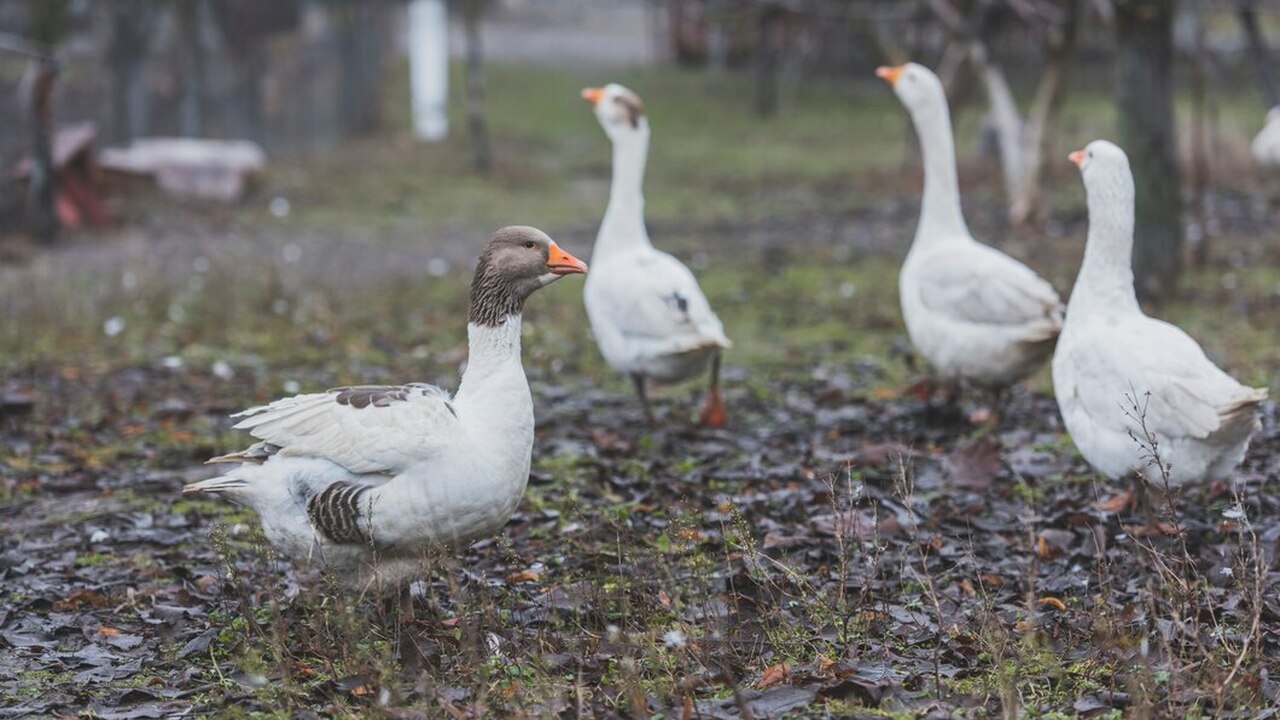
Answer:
968 386 1005 426
698 351 726 428
391 585 426 673
632 373 656 426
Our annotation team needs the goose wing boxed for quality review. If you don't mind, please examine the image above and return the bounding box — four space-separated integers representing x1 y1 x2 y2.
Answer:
1064 318 1266 441
916 244 1063 336
217 383 465 475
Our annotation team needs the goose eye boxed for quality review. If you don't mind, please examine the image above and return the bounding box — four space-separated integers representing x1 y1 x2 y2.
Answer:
524 241 536 249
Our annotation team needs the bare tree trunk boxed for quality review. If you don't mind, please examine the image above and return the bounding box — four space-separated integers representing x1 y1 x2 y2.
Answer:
1188 3 1212 268
106 0 159 144
1237 0 1279 107
28 59 58 244
335 1 385 137
463 0 491 174
927 0 1079 229
706 0 729 78
753 2 781 117
178 0 206 137
212 1 302 147
1008 0 1079 228
1116 0 1183 301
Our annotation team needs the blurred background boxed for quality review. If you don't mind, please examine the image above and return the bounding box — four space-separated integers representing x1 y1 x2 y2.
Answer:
2 6 1279 714
1 0 1278 389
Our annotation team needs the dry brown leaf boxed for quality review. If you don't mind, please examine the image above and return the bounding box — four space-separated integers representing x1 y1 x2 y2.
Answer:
505 570 540 585
758 662 791 689
55 588 108 611
1037 596 1067 612
1094 490 1133 513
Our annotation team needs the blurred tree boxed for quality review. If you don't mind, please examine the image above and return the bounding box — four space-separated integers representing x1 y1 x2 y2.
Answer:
176 0 208 137
1186 1 1211 268
106 0 161 143
706 0 729 78
210 0 301 145
754 1 783 117
24 0 66 243
1237 0 1278 108
330 0 387 137
27 0 68 46
1115 0 1182 301
459 0 492 173
928 0 1081 230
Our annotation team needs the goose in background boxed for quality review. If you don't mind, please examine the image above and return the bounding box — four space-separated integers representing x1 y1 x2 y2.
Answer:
184 226 588 589
1251 106 1280 171
580 83 731 427
1054 141 1267 487
877 63 1064 402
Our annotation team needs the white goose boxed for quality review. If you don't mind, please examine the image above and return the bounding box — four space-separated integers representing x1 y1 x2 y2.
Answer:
580 83 732 427
184 227 587 588
1054 141 1267 485
1252 106 1280 170
877 63 1063 390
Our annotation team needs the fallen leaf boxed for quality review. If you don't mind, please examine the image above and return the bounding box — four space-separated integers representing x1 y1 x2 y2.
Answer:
55 589 108 611
505 570 540 585
758 662 791 689
944 437 1001 489
1095 490 1133 513
1037 596 1067 612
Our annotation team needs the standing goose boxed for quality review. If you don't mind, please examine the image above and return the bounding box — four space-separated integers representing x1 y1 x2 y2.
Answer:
580 83 732 427
1054 141 1267 486
184 227 587 588
877 63 1064 392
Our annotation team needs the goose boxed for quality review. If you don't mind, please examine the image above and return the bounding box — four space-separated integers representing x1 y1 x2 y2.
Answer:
580 83 732 427
1054 141 1267 486
876 63 1064 394
1252 106 1280 170
183 227 588 589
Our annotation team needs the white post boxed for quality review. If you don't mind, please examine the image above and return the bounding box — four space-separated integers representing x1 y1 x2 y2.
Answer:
408 0 449 141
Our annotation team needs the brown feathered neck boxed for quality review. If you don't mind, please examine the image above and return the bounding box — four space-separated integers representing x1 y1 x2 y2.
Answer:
468 247 532 328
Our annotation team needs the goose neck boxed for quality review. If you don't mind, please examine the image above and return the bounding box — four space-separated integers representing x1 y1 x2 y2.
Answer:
456 318 526 402
911 103 970 243
1069 202 1139 316
596 132 652 257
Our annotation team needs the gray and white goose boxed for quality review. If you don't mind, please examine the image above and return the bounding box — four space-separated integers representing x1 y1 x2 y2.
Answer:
184 227 587 588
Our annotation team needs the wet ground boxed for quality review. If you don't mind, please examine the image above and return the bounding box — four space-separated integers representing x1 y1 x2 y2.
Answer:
2 184 1280 716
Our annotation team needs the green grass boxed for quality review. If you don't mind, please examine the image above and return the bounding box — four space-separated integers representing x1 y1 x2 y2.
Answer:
246 58 1273 238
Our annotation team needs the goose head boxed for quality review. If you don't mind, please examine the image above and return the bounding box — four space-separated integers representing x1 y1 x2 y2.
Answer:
582 83 650 143
1069 140 1135 229
469 226 587 327
876 62 946 121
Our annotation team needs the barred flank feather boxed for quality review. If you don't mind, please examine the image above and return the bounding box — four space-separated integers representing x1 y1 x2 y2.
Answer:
306 481 372 544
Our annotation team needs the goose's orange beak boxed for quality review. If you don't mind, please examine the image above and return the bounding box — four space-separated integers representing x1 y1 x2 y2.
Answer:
1068 150 1085 168
581 87 604 106
547 241 588 275
876 65 904 86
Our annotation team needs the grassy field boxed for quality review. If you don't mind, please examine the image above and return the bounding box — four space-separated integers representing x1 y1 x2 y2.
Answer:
1 60 1278 718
